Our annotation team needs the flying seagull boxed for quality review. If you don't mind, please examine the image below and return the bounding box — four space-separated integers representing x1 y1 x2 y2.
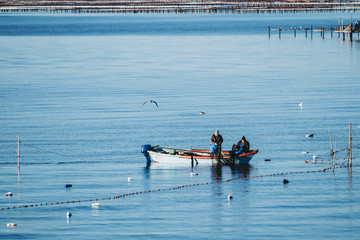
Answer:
143 100 158 108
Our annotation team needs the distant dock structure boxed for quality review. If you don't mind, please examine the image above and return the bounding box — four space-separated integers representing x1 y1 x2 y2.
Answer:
269 19 360 41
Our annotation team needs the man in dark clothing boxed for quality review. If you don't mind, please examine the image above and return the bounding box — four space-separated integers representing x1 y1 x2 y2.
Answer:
232 136 250 155
210 130 223 158
240 136 250 153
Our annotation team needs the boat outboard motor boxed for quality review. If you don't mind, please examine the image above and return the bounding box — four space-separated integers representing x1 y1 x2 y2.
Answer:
141 144 152 164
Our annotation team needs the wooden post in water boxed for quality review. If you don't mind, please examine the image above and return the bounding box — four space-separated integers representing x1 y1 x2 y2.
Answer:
278 28 281 38
347 123 352 167
268 26 270 38
18 136 20 175
329 129 333 167
305 28 308 37
294 28 296 38
311 26 313 38
191 153 194 167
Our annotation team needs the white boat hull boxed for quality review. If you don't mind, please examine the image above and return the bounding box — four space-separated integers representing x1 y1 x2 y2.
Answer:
149 151 215 166
148 149 257 166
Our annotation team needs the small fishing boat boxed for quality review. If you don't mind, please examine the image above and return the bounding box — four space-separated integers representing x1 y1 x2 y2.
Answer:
141 145 258 166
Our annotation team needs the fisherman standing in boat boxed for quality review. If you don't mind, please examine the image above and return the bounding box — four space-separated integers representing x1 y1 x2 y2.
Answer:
210 130 223 159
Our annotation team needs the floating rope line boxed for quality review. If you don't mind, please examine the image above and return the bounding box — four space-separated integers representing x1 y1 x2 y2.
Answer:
304 157 356 166
1 164 357 211
304 158 342 165
333 147 350 154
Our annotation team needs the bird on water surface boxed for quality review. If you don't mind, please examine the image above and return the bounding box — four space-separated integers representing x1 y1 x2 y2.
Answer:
143 100 158 108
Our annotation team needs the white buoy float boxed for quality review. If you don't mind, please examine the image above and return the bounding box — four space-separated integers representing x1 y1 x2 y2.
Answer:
4 192 13 197
313 155 319 160
299 102 303 108
67 212 72 218
228 194 233 200
301 151 309 154
128 177 134 182
91 203 100 208
198 111 205 115
7 223 17 227
190 172 198 176
306 133 314 137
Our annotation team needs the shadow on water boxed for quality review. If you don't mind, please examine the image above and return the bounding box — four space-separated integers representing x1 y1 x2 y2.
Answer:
143 164 151 179
211 162 252 180
210 164 223 197
230 164 252 179
144 160 252 181
210 163 252 196
211 163 223 181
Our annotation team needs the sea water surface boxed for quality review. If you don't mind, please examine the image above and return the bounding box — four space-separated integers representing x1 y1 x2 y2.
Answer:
1 12 360 239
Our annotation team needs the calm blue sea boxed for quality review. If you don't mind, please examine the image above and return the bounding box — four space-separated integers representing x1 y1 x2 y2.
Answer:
1 12 360 239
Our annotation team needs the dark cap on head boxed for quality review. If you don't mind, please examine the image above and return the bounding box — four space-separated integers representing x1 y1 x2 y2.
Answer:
242 136 246 140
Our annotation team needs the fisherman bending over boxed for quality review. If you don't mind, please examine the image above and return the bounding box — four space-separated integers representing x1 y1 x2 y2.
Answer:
210 130 223 158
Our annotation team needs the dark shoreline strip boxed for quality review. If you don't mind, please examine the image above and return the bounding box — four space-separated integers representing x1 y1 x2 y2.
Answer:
0 2 360 14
